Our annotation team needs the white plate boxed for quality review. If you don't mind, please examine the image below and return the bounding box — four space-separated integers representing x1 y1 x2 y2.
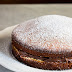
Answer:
0 25 72 72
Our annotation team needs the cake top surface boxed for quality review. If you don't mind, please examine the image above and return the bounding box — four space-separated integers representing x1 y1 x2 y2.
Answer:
12 15 72 54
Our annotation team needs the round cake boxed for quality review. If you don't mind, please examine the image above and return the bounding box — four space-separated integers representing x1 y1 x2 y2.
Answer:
12 15 72 70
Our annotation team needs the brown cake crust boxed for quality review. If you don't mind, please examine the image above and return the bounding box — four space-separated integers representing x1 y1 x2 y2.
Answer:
12 39 72 58
12 45 72 70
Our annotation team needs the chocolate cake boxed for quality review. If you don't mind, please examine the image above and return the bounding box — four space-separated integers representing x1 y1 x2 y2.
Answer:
12 15 72 70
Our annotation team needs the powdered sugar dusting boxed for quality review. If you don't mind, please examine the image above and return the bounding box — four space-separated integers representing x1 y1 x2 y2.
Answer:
12 15 72 53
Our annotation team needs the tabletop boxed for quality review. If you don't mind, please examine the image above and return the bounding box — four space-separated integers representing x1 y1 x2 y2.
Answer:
0 4 72 72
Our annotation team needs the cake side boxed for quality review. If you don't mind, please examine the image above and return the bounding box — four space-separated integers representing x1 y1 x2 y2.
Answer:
12 45 72 70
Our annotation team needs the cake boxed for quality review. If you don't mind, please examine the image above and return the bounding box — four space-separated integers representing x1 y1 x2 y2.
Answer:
12 15 72 70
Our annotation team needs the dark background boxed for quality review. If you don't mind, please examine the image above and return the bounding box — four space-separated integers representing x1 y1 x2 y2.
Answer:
0 0 72 4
